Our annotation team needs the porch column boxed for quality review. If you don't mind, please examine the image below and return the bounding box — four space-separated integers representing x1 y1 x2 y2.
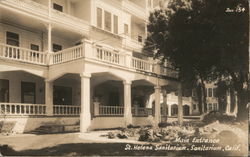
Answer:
168 104 172 116
154 85 161 124
45 80 53 116
48 23 52 53
80 73 91 132
178 84 183 125
123 80 132 126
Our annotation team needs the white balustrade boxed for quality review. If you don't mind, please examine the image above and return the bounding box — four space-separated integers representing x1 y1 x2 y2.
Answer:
53 105 80 115
99 106 124 115
132 107 152 116
0 103 46 115
131 57 153 72
93 46 126 66
0 44 47 65
51 44 84 64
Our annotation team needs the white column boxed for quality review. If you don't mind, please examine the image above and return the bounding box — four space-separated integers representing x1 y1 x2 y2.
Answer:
45 80 53 116
123 80 132 126
67 0 71 14
154 85 161 124
168 104 172 116
178 84 183 125
80 73 91 133
226 90 231 114
47 23 52 53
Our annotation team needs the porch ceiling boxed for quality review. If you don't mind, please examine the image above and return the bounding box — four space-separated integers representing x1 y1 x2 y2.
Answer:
0 7 47 33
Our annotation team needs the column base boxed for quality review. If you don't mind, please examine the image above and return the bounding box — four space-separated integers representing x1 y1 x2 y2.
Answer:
80 113 91 133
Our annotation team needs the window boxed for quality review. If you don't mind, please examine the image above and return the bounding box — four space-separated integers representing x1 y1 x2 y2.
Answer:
104 11 111 31
31 44 39 51
113 15 118 34
97 7 102 28
171 104 178 116
21 82 36 104
0 79 9 102
124 24 129 35
208 103 213 111
6 32 19 46
193 104 196 110
213 103 218 110
53 3 63 12
53 86 72 105
213 88 217 97
208 88 212 97
138 35 143 43
53 44 62 52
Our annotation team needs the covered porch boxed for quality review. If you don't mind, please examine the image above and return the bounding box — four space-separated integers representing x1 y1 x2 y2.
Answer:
0 70 181 133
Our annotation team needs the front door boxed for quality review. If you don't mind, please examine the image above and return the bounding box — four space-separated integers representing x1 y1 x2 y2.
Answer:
53 86 72 105
21 82 36 104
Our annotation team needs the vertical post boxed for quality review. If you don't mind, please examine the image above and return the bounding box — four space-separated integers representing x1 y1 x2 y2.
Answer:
154 85 161 124
134 104 138 116
45 79 53 116
226 90 231 114
168 104 172 116
46 23 52 64
80 73 91 132
178 84 183 125
94 102 100 116
123 80 132 126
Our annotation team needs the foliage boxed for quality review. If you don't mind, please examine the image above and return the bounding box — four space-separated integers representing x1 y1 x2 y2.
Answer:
144 0 249 118
202 111 236 124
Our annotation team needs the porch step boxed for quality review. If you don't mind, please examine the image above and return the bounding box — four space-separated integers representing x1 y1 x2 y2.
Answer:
30 124 79 134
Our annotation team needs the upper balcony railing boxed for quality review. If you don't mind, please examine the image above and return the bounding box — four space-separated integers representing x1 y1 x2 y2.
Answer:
0 41 178 79
0 43 47 65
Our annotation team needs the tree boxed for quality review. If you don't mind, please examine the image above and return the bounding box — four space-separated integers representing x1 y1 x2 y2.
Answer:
144 0 249 120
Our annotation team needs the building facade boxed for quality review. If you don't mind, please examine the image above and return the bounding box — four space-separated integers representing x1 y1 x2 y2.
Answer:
0 0 218 133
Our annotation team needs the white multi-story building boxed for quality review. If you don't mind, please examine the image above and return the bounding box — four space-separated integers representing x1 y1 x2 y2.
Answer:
0 0 204 133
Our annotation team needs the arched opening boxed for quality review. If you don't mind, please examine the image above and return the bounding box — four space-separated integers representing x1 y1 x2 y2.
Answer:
171 104 178 116
183 105 190 116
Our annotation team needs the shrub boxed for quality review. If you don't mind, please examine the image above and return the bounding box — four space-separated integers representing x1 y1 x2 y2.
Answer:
158 122 169 128
202 111 236 124
107 132 115 139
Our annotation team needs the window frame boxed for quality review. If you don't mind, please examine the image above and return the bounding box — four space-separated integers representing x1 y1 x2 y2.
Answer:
104 10 112 32
6 31 19 47
52 43 62 52
53 3 63 12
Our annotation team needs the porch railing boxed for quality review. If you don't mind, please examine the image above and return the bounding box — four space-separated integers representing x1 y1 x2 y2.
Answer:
131 57 153 72
53 105 80 115
132 107 153 116
51 44 84 64
0 103 46 115
93 46 126 66
0 44 47 65
99 106 124 116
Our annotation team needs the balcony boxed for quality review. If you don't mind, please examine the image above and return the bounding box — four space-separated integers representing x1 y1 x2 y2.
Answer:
0 41 179 79
0 0 90 35
1 0 49 18
51 9 90 34
122 0 147 20
0 43 48 65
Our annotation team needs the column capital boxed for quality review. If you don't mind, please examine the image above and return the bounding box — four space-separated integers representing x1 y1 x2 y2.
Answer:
80 73 91 78
123 80 131 85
